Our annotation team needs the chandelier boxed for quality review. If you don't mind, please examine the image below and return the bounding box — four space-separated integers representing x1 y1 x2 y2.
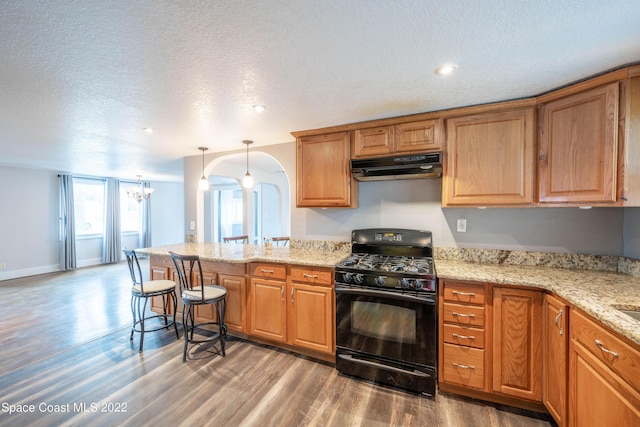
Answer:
126 175 154 202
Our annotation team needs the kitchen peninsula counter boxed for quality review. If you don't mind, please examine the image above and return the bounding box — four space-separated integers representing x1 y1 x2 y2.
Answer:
138 242 351 267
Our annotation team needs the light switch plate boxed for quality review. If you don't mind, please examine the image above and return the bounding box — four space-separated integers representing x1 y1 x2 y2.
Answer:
189 221 195 230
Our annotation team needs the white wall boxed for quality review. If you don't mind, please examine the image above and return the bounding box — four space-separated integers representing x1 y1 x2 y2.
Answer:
0 165 184 280
291 177 625 256
0 166 59 276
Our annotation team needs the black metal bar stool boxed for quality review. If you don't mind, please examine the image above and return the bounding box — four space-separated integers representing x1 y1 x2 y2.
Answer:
169 251 227 362
123 249 179 352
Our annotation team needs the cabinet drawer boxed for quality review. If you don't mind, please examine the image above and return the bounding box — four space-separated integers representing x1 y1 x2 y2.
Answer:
572 310 640 393
443 302 485 327
443 324 485 349
250 263 287 280
290 267 332 286
443 282 485 305
442 343 485 389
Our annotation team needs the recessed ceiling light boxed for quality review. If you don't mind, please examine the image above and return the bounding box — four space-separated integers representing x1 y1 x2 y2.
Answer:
435 64 457 75
253 105 265 112
143 127 153 133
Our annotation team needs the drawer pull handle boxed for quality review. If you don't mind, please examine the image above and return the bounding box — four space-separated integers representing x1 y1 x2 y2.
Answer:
554 310 563 335
260 269 274 274
452 362 475 369
595 340 619 359
303 274 319 279
452 312 475 318
452 290 476 297
452 333 475 340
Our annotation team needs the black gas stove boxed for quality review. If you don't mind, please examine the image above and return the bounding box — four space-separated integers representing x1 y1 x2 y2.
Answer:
335 228 438 398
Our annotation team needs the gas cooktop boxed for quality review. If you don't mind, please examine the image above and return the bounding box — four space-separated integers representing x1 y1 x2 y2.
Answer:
337 253 435 278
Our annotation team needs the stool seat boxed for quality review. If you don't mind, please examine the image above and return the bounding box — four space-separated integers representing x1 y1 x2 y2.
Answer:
182 285 227 301
132 279 176 294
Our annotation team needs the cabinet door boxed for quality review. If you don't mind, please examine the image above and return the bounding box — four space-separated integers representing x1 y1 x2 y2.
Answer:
288 282 334 354
353 126 394 157
250 278 286 342
538 83 618 203
443 108 535 206
220 274 247 334
543 294 569 426
493 287 543 401
395 119 443 153
570 340 640 426
296 132 357 208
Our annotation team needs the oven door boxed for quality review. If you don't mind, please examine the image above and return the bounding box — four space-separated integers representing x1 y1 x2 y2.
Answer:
335 285 437 367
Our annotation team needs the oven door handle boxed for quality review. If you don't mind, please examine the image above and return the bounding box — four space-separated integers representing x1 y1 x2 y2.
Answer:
338 354 432 378
335 287 435 305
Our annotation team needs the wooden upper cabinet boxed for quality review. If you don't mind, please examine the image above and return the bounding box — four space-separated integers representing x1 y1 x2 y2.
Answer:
352 119 443 158
538 83 619 204
353 125 394 157
296 131 358 208
443 107 535 207
395 119 443 153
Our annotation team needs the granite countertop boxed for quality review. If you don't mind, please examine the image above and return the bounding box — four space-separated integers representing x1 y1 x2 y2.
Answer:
436 259 640 347
138 242 640 347
138 242 351 268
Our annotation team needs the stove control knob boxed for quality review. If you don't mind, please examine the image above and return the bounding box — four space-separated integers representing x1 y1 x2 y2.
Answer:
400 278 411 288
415 280 427 290
375 276 386 286
354 274 364 284
343 272 353 283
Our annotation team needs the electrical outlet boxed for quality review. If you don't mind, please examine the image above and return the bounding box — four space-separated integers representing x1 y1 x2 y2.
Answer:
0 262 6 270
457 219 467 233
189 221 195 231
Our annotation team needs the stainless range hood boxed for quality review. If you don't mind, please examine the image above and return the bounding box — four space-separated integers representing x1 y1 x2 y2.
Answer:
351 152 442 181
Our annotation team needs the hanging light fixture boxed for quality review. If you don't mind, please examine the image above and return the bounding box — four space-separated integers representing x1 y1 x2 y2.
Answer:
126 175 154 203
198 147 209 191
242 140 254 188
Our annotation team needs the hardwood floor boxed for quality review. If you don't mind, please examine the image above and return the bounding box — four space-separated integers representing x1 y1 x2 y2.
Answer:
0 262 554 426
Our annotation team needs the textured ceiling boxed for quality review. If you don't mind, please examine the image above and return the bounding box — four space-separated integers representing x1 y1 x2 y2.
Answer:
1 0 640 182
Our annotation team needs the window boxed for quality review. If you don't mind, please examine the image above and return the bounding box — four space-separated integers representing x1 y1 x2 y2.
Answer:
73 178 106 236
120 184 141 233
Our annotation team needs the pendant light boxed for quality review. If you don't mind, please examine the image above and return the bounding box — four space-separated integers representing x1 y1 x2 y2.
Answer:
198 147 209 191
242 140 254 188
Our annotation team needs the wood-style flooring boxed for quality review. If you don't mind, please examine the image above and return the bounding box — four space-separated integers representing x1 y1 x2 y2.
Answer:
0 261 554 426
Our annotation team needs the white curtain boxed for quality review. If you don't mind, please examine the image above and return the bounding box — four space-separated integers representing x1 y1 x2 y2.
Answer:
59 174 76 270
103 178 121 263
139 181 152 248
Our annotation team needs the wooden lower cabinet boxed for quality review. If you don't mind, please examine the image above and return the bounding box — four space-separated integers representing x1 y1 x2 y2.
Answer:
492 287 543 401
219 274 247 334
439 280 545 412
250 277 287 342
249 263 335 357
569 310 640 427
543 293 569 426
288 274 334 355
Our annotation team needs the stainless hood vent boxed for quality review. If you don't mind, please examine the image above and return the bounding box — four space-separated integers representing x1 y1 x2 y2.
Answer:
351 152 442 181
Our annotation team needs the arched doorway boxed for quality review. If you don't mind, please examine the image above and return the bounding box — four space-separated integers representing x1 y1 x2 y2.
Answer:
199 151 290 244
